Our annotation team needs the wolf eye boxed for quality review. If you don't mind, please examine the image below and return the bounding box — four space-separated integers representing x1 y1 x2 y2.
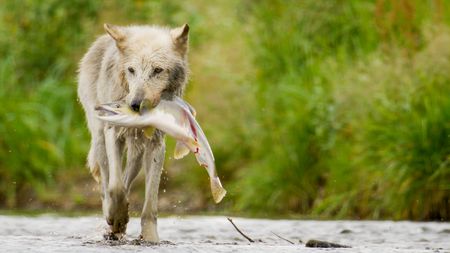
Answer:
153 67 163 74
128 67 135 74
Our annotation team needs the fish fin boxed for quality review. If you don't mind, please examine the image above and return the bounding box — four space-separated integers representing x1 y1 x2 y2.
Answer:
210 177 227 203
174 141 190 160
184 138 200 152
143 127 155 139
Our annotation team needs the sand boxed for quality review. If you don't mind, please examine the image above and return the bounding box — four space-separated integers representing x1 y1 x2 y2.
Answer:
1 215 449 252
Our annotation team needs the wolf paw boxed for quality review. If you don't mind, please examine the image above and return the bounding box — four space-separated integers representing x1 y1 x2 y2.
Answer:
104 189 129 235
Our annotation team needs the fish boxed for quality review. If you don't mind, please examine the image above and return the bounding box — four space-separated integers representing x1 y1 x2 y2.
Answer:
95 98 227 203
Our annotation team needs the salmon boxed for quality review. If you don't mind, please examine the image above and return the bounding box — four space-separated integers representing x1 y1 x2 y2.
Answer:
95 98 226 203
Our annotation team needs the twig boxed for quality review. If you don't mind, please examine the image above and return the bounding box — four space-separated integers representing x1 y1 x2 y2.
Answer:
226 217 255 243
271 231 295 244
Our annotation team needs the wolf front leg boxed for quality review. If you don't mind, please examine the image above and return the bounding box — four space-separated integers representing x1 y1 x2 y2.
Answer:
104 126 129 238
141 130 165 242
123 134 145 195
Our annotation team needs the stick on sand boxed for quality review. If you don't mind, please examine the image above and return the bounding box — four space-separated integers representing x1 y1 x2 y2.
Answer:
226 217 255 243
271 231 295 244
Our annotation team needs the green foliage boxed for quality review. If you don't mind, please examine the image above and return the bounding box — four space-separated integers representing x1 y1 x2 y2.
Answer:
234 0 377 213
0 1 97 206
370 79 449 219
356 57 450 219
0 0 448 219
233 0 450 219
1 0 100 83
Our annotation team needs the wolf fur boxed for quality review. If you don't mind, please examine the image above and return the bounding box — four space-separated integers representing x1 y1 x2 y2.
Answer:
77 23 189 242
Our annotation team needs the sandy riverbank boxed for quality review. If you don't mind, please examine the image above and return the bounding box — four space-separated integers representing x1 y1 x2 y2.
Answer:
1 215 449 252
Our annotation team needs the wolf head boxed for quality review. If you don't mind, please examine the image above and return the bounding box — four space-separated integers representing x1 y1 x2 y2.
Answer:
104 23 189 112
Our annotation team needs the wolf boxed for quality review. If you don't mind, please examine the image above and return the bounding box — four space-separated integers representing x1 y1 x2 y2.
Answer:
77 23 189 242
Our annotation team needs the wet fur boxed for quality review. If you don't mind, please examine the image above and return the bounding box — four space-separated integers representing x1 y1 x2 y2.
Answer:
77 24 189 242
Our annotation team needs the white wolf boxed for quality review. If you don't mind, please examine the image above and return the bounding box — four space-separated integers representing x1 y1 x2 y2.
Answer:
77 23 189 242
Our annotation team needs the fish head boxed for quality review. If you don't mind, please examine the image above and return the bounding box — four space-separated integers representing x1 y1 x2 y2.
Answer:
95 101 134 116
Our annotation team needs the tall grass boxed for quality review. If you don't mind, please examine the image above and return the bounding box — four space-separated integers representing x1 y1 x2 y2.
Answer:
0 1 98 207
0 0 448 219
234 0 378 213
233 0 450 219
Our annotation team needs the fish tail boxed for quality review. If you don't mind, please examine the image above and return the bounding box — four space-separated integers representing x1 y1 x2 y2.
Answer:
210 177 227 203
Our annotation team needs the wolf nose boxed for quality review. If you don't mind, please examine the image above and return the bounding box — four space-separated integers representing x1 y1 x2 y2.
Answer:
130 101 141 112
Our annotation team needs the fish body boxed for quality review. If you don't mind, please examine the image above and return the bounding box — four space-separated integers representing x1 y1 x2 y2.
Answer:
95 98 226 203
172 98 226 203
96 101 199 152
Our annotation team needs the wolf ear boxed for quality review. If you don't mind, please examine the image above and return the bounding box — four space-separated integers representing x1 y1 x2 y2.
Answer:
171 24 189 56
104 23 126 50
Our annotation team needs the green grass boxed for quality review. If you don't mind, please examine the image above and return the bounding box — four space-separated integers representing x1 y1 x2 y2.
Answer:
0 0 448 220
232 0 449 219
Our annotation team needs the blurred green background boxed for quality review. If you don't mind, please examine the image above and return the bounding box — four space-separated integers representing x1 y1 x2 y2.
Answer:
0 0 449 220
